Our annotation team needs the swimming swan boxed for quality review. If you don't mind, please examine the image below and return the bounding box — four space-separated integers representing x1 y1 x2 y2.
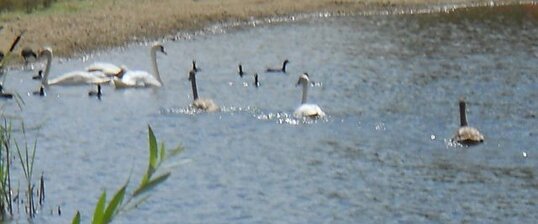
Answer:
266 59 289 73
294 73 325 118
189 70 219 112
453 99 484 145
112 43 166 88
39 47 111 87
86 62 126 77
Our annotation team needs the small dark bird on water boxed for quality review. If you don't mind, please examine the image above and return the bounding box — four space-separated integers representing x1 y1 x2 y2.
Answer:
0 84 13 99
266 59 289 73
32 70 43 80
238 64 245 77
452 98 484 145
254 73 260 88
88 84 102 99
33 85 45 96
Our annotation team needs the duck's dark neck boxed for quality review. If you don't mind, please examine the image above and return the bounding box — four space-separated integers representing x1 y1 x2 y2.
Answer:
459 101 467 127
254 74 259 87
239 65 244 77
189 72 198 100
282 61 288 72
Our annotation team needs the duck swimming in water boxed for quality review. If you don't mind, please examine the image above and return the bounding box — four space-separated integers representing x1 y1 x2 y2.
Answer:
453 99 484 145
266 59 289 73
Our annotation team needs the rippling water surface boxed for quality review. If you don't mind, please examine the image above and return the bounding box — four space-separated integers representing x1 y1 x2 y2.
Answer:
2 3 537 223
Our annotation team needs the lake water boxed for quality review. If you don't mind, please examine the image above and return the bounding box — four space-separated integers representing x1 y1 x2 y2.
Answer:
1 3 537 223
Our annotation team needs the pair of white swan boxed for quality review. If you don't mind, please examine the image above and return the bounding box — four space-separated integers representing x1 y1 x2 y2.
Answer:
294 73 325 118
38 43 165 88
453 99 484 145
39 47 111 86
112 43 166 88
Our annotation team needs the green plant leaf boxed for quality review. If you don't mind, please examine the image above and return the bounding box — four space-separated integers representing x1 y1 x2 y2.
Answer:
168 146 184 158
72 211 81 224
92 191 107 224
160 142 166 161
102 184 127 223
148 125 158 169
133 172 171 197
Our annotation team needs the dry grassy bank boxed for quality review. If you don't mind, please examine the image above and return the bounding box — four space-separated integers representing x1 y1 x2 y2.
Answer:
0 0 518 61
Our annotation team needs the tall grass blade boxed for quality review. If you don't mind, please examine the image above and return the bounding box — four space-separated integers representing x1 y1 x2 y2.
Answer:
91 191 106 224
133 172 170 197
102 184 126 223
148 125 158 170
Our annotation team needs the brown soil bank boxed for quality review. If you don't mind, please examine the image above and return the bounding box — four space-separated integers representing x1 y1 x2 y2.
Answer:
0 0 522 60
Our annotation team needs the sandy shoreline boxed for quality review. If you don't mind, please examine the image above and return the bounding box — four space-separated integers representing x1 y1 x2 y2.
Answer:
0 0 522 62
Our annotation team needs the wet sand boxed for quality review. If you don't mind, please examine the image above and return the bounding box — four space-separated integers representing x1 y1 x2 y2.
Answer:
0 0 518 61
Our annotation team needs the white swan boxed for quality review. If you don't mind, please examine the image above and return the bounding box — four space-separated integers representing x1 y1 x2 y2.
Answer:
112 43 166 88
39 47 111 86
294 73 325 118
85 62 126 77
189 70 219 112
453 99 484 145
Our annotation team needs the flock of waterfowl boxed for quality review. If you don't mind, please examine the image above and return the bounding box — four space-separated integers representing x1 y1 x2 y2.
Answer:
0 42 484 146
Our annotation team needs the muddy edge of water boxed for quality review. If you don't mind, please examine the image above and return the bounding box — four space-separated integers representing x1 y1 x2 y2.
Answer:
0 0 527 60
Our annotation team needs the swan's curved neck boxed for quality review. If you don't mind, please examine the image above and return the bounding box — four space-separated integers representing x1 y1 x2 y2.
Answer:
41 50 52 87
301 80 308 104
459 101 467 127
282 61 288 72
190 73 199 100
150 47 162 85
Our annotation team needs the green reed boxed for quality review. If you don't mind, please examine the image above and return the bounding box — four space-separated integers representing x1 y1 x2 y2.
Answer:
0 117 44 220
72 125 183 224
